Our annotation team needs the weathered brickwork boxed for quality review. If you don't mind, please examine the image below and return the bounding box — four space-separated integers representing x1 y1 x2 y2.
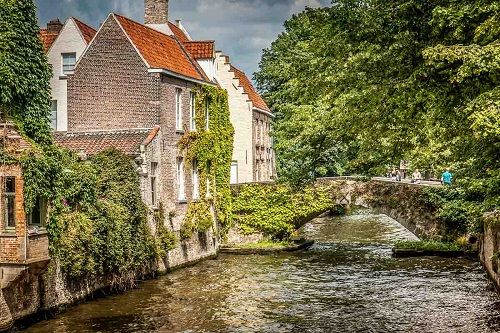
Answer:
67 16 160 132
253 110 275 182
145 0 169 25
0 165 26 263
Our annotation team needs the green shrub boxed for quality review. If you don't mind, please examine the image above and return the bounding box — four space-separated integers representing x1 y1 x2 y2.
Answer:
232 183 334 240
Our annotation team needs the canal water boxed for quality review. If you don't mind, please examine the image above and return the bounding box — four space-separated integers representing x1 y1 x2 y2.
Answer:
24 210 500 333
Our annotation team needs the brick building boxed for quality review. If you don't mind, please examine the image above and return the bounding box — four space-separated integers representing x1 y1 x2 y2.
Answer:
0 122 50 289
40 17 96 132
160 9 276 184
55 3 219 268
217 58 276 183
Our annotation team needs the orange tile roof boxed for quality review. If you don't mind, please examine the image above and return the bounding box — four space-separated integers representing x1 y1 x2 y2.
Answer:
168 22 190 43
183 41 215 59
39 29 59 52
114 14 206 82
230 65 270 112
54 129 158 156
73 18 97 44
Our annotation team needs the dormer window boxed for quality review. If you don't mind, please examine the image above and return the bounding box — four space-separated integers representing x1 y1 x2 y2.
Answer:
62 53 76 75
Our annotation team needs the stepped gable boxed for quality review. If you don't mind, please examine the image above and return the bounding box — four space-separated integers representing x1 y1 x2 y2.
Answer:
230 65 271 112
54 128 159 156
114 14 208 82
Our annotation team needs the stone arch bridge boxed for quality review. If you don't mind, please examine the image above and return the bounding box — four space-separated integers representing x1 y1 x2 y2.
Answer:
311 177 444 239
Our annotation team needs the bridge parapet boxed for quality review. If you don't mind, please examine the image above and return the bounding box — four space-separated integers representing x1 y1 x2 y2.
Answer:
316 178 443 239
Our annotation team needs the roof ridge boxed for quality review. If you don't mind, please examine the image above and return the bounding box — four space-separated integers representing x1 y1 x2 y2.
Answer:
71 17 97 33
113 13 177 41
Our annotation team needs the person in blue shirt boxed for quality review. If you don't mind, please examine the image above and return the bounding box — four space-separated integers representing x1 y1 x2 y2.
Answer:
441 169 453 186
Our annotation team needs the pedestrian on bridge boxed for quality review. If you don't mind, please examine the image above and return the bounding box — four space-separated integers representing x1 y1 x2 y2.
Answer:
412 169 422 184
441 169 453 186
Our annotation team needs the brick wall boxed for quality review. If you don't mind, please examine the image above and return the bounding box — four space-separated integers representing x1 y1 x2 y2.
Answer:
0 165 27 263
145 0 169 25
67 16 160 132
158 75 198 232
27 234 49 261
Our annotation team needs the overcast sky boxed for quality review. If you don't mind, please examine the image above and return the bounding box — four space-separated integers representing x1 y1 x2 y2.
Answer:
36 0 330 79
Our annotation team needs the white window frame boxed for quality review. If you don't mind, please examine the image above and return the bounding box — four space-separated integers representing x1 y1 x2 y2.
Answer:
190 92 196 131
192 160 200 199
50 100 58 130
62 53 76 75
205 98 210 131
177 157 186 201
175 88 183 131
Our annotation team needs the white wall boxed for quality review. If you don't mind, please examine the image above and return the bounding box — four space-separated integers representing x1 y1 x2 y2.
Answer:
215 52 254 184
197 59 216 82
47 18 88 132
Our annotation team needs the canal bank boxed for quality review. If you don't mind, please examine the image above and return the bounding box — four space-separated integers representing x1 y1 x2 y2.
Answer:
20 210 500 333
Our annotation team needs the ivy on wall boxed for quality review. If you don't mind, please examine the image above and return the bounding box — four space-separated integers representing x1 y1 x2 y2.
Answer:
20 147 159 287
232 183 335 240
178 85 234 240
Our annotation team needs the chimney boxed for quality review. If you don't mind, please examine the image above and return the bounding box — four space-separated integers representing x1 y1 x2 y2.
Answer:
145 0 169 25
47 18 63 34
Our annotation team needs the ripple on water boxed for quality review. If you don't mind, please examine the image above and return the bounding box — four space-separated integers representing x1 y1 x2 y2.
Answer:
22 209 500 333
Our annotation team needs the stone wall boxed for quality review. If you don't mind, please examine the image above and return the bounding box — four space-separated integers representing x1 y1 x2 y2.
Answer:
0 289 12 331
479 212 500 291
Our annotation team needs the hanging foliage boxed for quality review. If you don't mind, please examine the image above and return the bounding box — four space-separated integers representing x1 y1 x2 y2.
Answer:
178 85 234 239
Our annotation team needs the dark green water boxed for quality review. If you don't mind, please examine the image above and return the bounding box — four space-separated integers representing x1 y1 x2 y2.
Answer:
23 211 500 333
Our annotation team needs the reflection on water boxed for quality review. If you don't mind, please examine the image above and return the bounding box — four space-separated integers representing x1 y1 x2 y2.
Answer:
24 209 500 333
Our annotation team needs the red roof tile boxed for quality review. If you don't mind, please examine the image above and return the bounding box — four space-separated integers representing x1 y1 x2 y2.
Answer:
230 65 270 112
39 29 59 52
183 41 215 59
73 18 97 44
54 129 157 156
114 14 205 82
168 22 190 43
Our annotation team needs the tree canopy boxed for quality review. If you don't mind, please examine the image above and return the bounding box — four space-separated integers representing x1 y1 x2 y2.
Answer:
0 0 52 144
255 0 499 185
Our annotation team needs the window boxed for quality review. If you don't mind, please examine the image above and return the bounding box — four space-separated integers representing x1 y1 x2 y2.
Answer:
50 100 57 130
206 161 212 198
190 92 196 131
205 98 210 130
192 160 199 199
151 162 158 206
4 177 15 229
28 198 47 228
177 157 186 201
175 88 183 131
62 53 76 74
230 162 238 185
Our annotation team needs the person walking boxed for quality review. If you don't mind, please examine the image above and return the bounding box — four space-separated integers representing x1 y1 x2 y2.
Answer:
441 168 453 186
412 169 422 184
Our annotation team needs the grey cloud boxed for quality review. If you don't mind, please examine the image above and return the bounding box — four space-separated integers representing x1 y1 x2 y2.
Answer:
36 0 330 78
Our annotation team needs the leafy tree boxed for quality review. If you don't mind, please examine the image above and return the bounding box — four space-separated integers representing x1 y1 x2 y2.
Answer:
256 0 499 186
0 0 52 144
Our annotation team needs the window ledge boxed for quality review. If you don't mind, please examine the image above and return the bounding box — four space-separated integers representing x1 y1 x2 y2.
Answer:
177 199 188 204
0 232 17 237
59 75 68 80
28 229 48 236
175 130 185 135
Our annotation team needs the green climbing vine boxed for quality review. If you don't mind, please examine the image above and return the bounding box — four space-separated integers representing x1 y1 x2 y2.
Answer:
19 147 158 286
178 85 234 240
